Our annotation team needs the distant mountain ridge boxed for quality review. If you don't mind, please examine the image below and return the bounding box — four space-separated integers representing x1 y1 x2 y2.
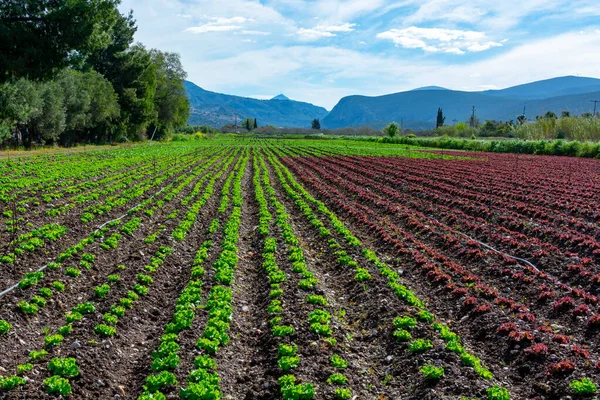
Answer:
322 76 600 130
185 81 328 128
185 76 600 130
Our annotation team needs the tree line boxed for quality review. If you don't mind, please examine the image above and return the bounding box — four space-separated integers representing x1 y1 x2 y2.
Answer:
0 0 190 147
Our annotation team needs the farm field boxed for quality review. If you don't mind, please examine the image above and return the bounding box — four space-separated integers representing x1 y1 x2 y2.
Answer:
0 138 599 400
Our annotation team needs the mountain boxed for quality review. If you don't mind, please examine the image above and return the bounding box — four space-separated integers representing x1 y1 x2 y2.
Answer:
271 94 291 101
411 86 449 91
185 81 327 128
323 76 600 130
482 76 600 100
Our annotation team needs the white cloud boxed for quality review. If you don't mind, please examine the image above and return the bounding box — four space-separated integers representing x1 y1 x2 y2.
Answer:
295 22 356 41
296 28 336 40
185 16 251 34
377 26 503 54
318 22 356 32
240 30 271 36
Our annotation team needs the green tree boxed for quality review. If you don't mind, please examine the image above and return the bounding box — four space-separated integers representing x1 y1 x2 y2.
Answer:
85 12 156 140
253 118 258 129
544 111 557 119
436 108 445 129
561 111 571 118
311 119 321 130
29 82 66 145
0 0 122 82
0 79 42 143
383 122 399 138
147 50 189 139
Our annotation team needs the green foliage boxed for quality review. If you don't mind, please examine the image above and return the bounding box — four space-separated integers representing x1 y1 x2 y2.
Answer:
408 339 433 352
66 311 83 323
72 302 95 314
94 283 111 298
18 301 39 314
420 364 444 380
278 356 300 371
393 329 412 341
144 371 177 393
383 122 400 138
393 316 417 330
58 324 73 336
0 376 27 390
43 375 72 396
327 373 348 385
487 386 510 400
306 295 327 306
29 349 48 361
272 325 294 337
436 108 446 129
48 357 79 377
17 363 33 375
65 267 81 277
0 320 11 335
330 354 348 369
95 324 117 337
417 310 435 323
570 378 597 395
278 375 315 400
334 388 352 399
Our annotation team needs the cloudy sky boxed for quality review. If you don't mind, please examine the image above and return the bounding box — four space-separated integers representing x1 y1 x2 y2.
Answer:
119 0 600 109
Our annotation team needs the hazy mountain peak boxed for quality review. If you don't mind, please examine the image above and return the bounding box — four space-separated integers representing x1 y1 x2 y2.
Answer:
410 86 449 91
271 94 291 101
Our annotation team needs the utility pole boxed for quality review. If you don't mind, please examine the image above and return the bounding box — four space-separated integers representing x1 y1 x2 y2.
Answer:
591 100 600 117
470 106 476 127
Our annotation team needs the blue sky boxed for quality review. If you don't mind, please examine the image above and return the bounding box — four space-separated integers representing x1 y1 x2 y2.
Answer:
119 0 600 109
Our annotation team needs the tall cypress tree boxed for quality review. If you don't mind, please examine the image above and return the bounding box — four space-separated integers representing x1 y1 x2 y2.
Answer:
436 108 446 129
